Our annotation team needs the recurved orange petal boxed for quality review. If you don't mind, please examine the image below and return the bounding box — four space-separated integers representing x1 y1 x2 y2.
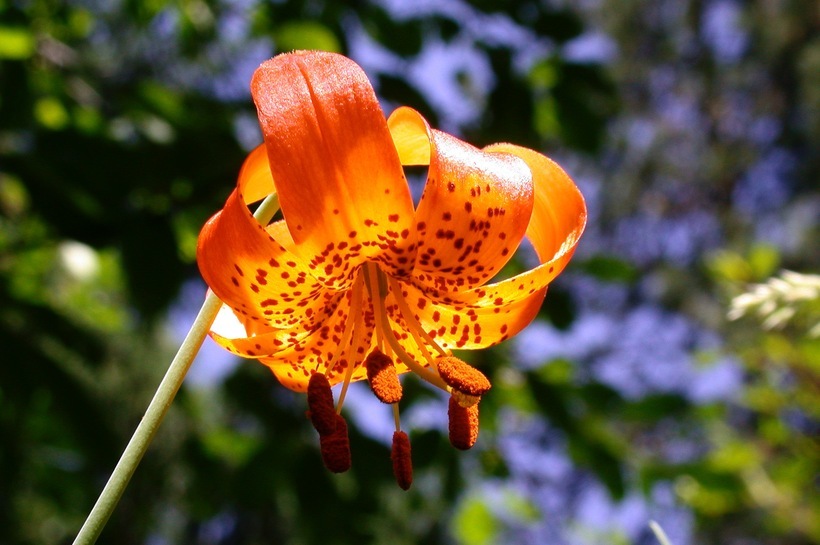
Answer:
237 143 276 205
260 325 374 392
211 286 373 392
387 107 534 292
393 144 586 348
386 278 543 350
207 288 344 356
485 144 586 267
251 51 416 289
200 188 355 343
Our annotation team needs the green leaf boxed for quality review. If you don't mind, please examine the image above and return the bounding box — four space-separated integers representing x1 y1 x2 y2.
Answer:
707 250 753 282
537 358 575 384
568 434 626 499
34 98 70 130
540 285 576 329
453 497 499 545
0 26 35 59
577 254 639 283
621 394 690 421
275 21 341 53
201 427 262 467
747 244 781 279
503 491 540 522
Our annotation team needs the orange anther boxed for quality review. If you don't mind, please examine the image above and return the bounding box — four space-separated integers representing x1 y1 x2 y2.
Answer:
307 372 336 436
319 413 351 473
365 349 403 404
391 430 413 490
436 356 491 396
448 395 479 450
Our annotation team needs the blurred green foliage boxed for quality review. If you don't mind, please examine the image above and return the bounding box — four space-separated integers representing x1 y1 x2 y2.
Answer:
1 0 817 544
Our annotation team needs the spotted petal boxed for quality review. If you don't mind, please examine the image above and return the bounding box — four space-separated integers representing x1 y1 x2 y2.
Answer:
248 289 369 392
396 143 586 348
485 144 586 270
208 291 343 358
198 148 350 340
385 279 541 350
388 107 534 292
251 51 417 289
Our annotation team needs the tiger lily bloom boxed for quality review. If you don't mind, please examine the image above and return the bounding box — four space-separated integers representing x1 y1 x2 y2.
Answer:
197 51 586 489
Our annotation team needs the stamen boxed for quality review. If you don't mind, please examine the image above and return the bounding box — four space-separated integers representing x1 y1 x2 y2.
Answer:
307 372 336 436
392 402 401 432
448 395 479 450
391 430 413 490
387 275 447 358
378 305 450 391
436 356 491 397
320 272 362 373
365 264 386 352
335 273 366 412
365 348 403 404
368 266 450 391
320 413 352 473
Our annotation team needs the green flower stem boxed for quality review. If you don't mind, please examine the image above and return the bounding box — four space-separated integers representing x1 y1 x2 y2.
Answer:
74 192 280 545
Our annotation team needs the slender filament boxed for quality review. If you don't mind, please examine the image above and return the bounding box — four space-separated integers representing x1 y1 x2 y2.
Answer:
387 275 448 358
371 272 450 391
365 263 386 352
335 273 366 411
392 403 401 432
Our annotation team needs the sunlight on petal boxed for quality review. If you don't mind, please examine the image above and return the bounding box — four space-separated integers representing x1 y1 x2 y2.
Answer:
197 51 586 484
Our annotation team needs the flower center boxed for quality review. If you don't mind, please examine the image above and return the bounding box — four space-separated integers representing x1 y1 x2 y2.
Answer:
306 262 492 489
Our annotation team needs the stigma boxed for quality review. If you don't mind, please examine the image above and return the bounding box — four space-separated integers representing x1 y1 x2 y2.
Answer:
305 262 491 489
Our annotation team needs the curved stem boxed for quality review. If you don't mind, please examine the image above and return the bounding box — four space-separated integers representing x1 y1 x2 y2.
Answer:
73 193 280 545
73 292 222 544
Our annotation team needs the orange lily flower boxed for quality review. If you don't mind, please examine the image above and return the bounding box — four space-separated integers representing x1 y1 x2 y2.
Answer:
197 51 586 489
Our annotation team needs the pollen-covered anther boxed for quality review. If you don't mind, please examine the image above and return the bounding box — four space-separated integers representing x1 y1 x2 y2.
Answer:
436 356 491 397
391 430 413 490
365 348 403 404
320 413 352 473
307 372 337 436
448 395 480 450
